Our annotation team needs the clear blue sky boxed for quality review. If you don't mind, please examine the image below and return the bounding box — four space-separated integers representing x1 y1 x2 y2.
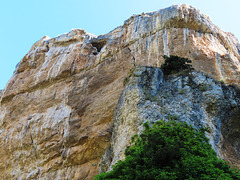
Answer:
0 0 239 90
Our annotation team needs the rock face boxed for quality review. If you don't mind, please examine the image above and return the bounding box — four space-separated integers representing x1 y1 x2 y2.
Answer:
103 67 240 171
0 4 240 179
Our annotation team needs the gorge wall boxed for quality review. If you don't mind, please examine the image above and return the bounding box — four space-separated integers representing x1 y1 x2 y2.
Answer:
0 4 240 179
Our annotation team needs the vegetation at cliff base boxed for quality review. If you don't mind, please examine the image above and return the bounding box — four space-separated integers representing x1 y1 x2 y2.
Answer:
95 120 240 180
161 55 194 75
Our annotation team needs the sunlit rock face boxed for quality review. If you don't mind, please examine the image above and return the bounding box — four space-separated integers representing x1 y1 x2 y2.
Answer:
0 4 240 179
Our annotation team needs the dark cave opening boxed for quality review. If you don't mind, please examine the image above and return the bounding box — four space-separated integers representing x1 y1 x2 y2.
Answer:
90 40 107 53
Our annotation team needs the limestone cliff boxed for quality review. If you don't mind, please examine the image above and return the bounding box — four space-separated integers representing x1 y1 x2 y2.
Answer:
0 4 240 179
102 67 240 172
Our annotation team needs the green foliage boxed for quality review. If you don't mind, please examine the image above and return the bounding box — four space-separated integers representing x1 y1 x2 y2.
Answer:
95 120 240 180
199 84 210 92
178 88 188 95
161 55 193 75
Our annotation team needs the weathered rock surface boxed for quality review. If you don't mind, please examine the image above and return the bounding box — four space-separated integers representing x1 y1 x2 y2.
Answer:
103 67 240 171
0 4 240 179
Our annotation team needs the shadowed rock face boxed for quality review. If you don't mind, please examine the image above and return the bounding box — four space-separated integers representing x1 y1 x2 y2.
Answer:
0 4 240 179
103 67 240 172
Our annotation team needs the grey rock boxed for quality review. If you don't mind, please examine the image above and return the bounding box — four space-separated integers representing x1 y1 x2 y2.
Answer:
102 67 240 171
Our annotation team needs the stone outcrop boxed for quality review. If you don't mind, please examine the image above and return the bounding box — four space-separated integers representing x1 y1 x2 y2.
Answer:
102 67 240 171
0 4 240 179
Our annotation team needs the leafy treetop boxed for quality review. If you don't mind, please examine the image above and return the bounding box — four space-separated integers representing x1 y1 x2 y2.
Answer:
161 55 193 75
95 120 240 180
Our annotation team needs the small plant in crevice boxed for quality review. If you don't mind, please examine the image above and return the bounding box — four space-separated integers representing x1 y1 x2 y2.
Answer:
150 96 158 102
145 93 151 100
217 78 226 85
178 88 188 95
161 55 194 75
168 114 179 121
199 84 210 92
142 86 152 100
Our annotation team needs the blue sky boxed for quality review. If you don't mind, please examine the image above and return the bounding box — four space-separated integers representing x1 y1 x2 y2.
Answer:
0 0 239 90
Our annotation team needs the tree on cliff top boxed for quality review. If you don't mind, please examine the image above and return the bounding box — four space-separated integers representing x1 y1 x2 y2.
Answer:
161 55 194 75
95 120 240 180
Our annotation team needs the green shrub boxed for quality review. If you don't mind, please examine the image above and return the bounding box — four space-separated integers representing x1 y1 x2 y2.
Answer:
95 120 240 180
199 84 210 91
161 55 193 75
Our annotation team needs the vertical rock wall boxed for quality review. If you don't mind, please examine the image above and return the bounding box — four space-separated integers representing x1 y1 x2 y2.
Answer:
105 67 240 171
0 4 240 179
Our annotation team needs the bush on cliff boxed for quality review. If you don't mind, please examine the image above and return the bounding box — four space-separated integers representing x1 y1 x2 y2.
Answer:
161 55 193 75
95 120 240 180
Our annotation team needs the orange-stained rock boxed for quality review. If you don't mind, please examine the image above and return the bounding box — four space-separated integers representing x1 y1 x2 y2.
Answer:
0 4 240 179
